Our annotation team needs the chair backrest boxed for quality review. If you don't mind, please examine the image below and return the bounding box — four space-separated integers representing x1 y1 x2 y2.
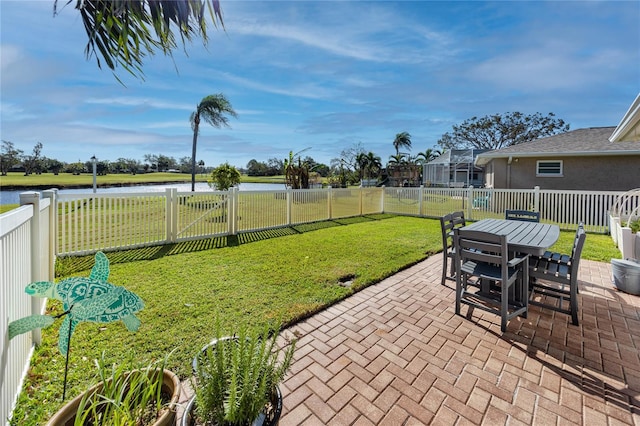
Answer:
440 213 454 249
440 211 466 250
570 224 587 274
450 211 466 228
455 229 509 274
505 209 540 223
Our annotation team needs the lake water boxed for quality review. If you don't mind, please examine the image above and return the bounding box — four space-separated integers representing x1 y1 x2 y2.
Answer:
0 182 286 205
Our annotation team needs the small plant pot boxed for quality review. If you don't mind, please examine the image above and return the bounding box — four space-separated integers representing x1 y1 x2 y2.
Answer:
181 386 283 426
46 369 181 426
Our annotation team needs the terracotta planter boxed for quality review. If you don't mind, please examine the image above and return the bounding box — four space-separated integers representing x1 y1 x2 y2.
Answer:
181 386 283 426
46 369 181 426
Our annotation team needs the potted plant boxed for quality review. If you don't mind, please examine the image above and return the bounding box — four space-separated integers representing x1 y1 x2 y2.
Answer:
47 352 181 426
182 321 296 426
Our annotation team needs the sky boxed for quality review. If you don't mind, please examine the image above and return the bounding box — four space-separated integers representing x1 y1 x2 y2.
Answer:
1 1 639 171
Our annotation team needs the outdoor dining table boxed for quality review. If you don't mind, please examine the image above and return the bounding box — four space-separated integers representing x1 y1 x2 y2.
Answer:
461 218 560 256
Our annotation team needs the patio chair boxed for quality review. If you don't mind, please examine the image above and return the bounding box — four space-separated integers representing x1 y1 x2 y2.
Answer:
505 209 540 223
472 192 491 209
529 224 586 325
454 228 529 332
439 211 466 286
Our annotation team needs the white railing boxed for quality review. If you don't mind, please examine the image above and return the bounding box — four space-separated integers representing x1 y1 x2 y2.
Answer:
51 186 625 256
0 192 54 425
609 188 640 259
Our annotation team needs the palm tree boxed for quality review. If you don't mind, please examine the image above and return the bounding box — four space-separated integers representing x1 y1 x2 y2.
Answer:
55 0 224 80
355 152 368 180
387 153 406 167
190 94 237 191
416 148 441 165
284 148 312 189
364 152 382 180
393 132 412 156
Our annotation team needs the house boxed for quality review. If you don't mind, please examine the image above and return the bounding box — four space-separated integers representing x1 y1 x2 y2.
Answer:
475 95 640 191
475 127 640 191
423 149 489 187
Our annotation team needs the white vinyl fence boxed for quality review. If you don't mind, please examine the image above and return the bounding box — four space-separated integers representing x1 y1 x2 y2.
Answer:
1 192 54 425
50 185 626 256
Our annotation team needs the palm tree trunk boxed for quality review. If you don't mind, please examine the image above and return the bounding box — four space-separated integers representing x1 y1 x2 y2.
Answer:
191 116 200 192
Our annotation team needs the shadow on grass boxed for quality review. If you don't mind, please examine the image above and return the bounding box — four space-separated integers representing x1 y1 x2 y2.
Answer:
56 214 398 276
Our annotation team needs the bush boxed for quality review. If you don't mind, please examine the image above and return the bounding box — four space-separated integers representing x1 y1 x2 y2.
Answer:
209 163 241 191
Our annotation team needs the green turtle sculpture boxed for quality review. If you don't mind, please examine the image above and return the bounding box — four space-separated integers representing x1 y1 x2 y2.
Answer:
8 251 144 355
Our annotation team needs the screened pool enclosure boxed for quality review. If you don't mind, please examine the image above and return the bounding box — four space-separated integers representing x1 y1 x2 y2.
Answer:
423 149 489 187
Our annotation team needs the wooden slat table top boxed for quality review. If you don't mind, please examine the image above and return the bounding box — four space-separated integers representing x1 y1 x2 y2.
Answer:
461 218 560 256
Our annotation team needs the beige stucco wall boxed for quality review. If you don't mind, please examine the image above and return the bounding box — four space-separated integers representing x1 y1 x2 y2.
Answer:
486 156 640 191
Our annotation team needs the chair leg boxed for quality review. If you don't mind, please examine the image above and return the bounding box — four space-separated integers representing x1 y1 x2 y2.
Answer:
570 280 579 325
501 282 508 332
455 272 462 315
441 253 448 286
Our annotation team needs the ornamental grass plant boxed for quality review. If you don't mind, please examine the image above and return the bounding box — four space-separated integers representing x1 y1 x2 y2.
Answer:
67 351 179 426
189 321 295 425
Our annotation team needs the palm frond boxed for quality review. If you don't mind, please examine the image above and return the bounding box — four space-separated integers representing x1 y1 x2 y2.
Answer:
54 0 224 80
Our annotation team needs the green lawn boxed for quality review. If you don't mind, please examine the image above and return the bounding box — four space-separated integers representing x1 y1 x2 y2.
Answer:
8 215 621 425
1 172 285 189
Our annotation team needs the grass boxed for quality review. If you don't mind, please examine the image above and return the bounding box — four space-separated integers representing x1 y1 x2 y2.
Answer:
1 172 285 189
8 215 621 425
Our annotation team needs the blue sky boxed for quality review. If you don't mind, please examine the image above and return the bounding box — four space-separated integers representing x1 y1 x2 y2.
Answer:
1 1 639 170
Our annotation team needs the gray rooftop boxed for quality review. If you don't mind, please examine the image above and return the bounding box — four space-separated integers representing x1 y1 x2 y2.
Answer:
475 127 640 165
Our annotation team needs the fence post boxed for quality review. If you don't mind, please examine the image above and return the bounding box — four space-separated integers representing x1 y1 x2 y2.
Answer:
534 186 540 212
359 187 363 216
42 189 57 281
467 186 474 221
19 192 43 345
328 186 333 219
287 189 292 226
418 185 424 217
229 188 238 236
166 189 177 243
380 186 385 214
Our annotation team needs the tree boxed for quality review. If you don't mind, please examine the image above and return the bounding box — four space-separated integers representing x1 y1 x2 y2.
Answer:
179 156 193 173
209 162 241 191
156 154 177 172
364 152 382 180
1 140 23 175
246 159 268 176
393 132 412 156
190 94 237 191
266 157 284 176
284 150 312 189
356 151 382 181
416 148 440 165
144 154 159 171
54 0 224 80
437 112 570 151
387 153 406 167
23 142 43 175
42 157 65 175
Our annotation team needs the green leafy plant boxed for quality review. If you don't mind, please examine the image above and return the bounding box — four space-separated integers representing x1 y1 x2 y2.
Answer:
209 162 242 191
630 218 640 234
191 321 296 425
74 351 178 426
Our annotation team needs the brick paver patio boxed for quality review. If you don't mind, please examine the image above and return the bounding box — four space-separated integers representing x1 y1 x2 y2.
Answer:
278 255 640 425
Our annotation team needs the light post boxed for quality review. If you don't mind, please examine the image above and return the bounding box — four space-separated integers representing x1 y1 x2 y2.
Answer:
91 155 97 193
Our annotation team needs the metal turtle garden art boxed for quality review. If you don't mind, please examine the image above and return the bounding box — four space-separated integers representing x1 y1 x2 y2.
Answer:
8 251 144 398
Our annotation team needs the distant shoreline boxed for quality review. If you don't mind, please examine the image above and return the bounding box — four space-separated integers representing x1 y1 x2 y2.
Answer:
0 181 190 191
